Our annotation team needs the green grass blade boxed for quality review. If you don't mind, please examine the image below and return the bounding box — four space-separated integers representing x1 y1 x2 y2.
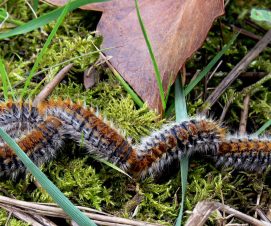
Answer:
91 156 132 179
165 102 175 118
0 0 109 40
87 37 144 108
112 67 144 107
174 76 188 226
0 59 9 101
0 8 24 26
6 74 16 100
166 33 239 117
254 120 271 136
175 78 188 119
134 0 166 110
0 59 15 100
20 0 71 99
165 74 174 104
184 33 239 96
0 128 97 226
33 0 39 12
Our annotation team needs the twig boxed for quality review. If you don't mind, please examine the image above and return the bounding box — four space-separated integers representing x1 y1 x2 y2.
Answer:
32 63 73 106
225 224 248 226
31 213 58 226
256 209 271 223
255 192 262 219
244 19 267 34
190 70 201 84
3 201 58 226
185 201 270 226
242 73 271 96
203 29 271 113
237 72 271 133
231 25 263 41
239 94 250 135
238 72 267 78
207 60 223 83
5 211 12 226
186 72 267 79
185 201 220 226
219 96 234 123
204 60 223 100
0 195 161 226
2 204 44 226
82 220 130 226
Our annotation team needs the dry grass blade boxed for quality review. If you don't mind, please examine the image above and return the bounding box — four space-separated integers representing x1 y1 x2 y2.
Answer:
174 76 188 226
32 63 73 106
239 94 250 135
203 29 271 112
1 203 54 226
185 201 269 226
4 208 42 226
0 196 162 226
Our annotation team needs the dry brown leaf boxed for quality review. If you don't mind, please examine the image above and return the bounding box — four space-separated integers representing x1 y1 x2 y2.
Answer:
84 66 100 89
45 0 224 112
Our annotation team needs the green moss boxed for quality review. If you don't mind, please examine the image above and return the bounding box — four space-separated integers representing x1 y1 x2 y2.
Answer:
137 178 178 224
0 0 271 225
249 55 271 72
39 34 102 76
33 157 113 210
53 77 164 140
0 208 29 226
4 0 32 22
0 2 101 98
0 175 34 200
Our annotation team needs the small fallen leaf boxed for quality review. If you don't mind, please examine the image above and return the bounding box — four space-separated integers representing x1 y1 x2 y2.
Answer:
84 65 100 89
83 56 112 89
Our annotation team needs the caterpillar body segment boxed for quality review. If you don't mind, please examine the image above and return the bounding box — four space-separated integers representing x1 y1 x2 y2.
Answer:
0 101 43 138
216 136 271 171
128 118 225 178
0 99 271 179
39 99 133 165
0 116 64 179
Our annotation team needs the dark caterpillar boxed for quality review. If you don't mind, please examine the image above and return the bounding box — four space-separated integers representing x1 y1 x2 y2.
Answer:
0 99 270 179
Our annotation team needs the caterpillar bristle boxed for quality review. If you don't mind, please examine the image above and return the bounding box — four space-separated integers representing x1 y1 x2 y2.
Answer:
0 115 64 178
0 99 271 179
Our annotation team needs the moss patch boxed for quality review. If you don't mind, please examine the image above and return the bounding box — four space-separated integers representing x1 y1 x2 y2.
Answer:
0 0 271 225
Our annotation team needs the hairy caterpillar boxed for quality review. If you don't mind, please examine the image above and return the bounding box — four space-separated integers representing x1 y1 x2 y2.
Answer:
0 99 271 179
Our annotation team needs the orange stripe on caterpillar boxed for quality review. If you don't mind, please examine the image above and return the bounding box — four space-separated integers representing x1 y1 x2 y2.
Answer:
1 99 271 179
127 118 225 177
0 116 64 178
219 137 271 153
215 136 271 171
0 116 62 156
0 100 43 138
37 100 226 177
39 99 129 163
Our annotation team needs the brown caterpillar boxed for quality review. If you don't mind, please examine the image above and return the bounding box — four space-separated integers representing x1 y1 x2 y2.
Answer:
0 99 270 179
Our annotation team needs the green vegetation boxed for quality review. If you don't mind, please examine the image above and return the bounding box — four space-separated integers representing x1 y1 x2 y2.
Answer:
0 0 270 225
